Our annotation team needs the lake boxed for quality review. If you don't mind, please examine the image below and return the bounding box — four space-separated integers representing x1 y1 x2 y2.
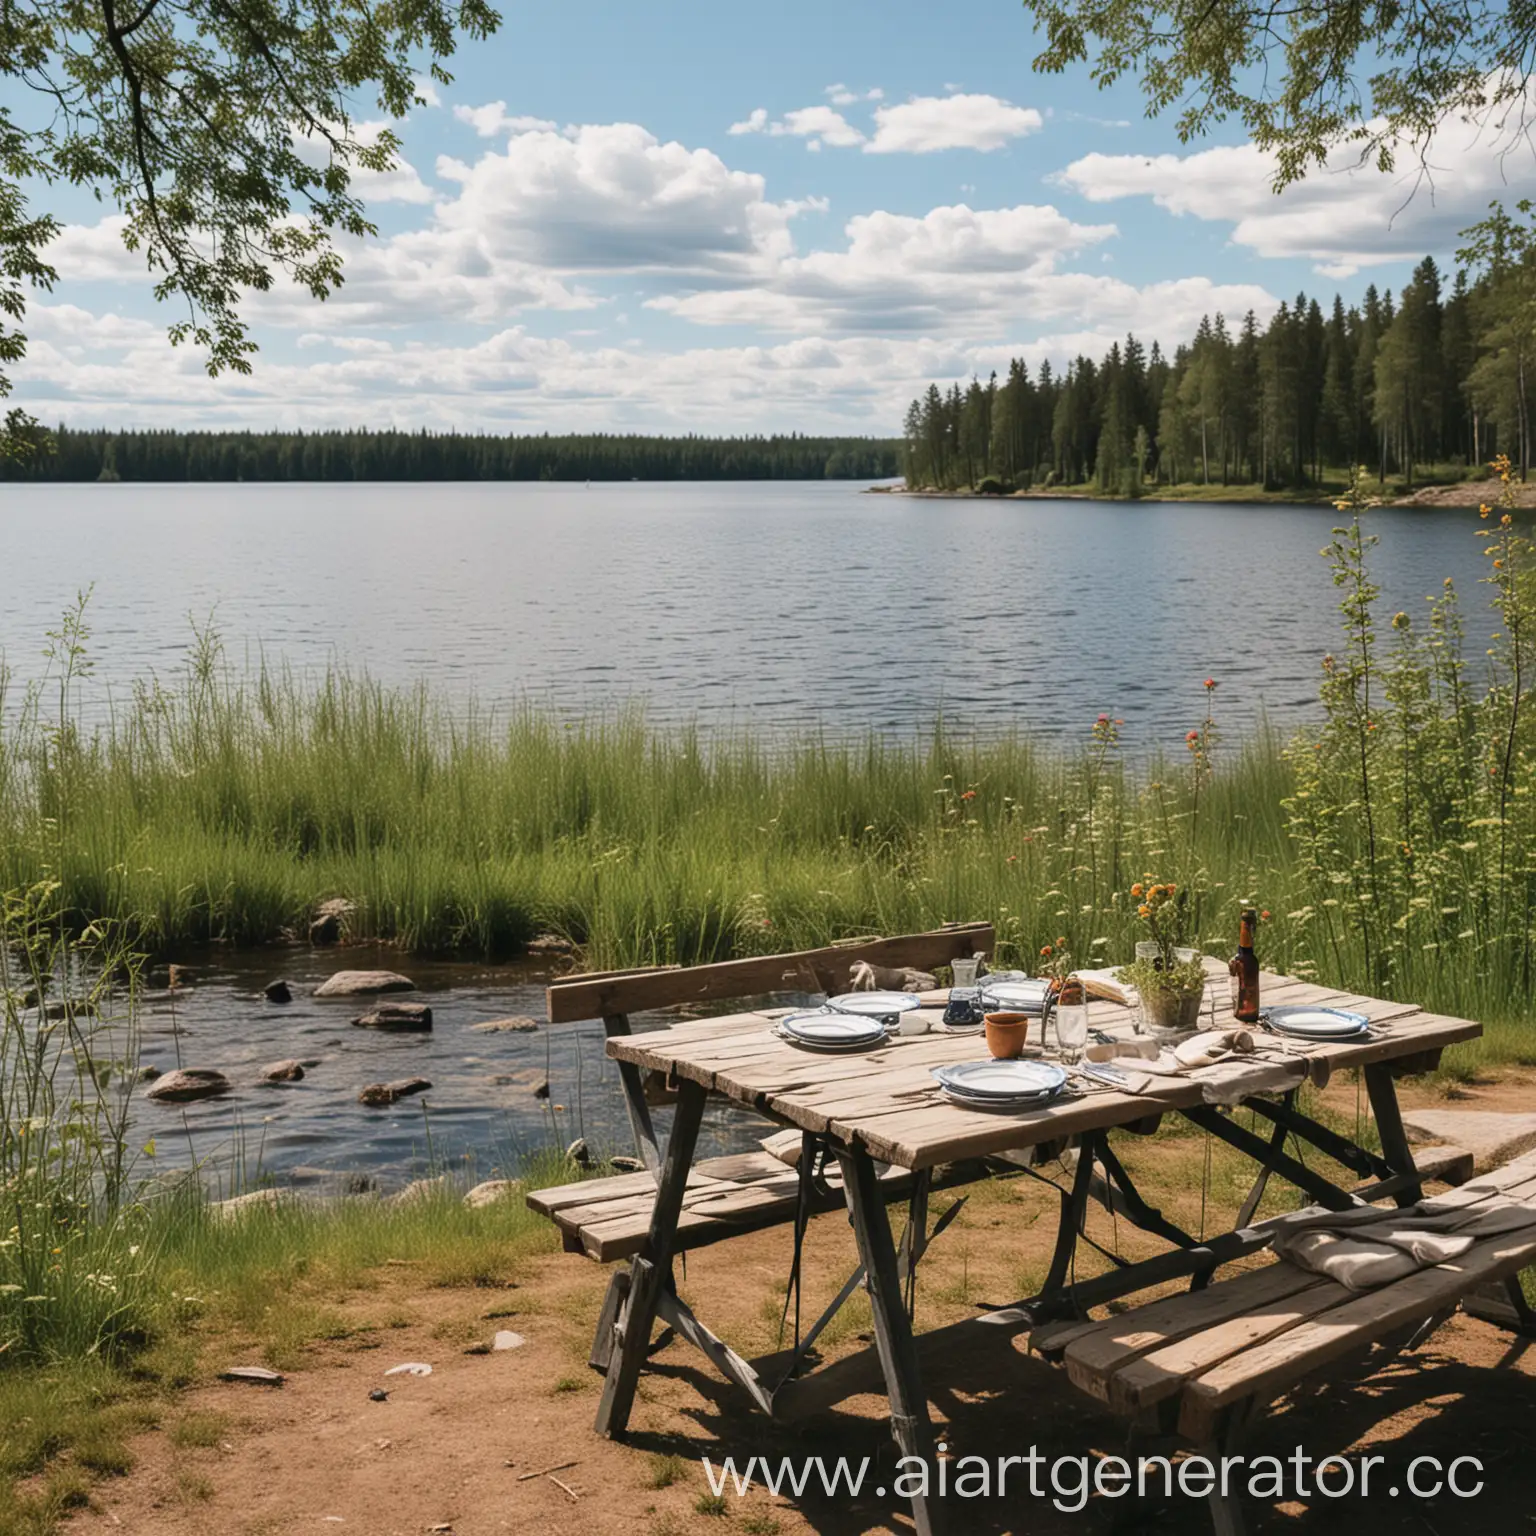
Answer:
0 479 1502 1187
0 480 1498 748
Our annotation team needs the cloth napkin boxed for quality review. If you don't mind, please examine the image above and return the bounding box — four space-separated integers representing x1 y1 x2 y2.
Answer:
1272 1199 1536 1292
1173 1028 1257 1069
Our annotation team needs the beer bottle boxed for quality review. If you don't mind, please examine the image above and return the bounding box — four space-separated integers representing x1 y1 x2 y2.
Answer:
1229 908 1260 1023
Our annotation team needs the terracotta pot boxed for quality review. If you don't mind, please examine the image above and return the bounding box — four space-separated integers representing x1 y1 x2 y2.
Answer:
1142 986 1203 1033
984 1011 1032 1059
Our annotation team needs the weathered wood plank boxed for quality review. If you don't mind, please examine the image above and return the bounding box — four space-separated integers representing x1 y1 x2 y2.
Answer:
547 923 994 1022
1178 1213 1536 1440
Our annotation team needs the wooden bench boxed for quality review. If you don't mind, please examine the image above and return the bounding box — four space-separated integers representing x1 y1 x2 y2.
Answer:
530 923 995 1259
1031 1147 1536 1532
527 1147 919 1262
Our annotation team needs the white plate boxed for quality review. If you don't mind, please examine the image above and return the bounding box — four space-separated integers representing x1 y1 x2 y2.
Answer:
939 1085 1058 1113
979 980 1051 1014
828 991 921 1017
778 1011 888 1047
1264 1006 1370 1039
933 1060 1067 1099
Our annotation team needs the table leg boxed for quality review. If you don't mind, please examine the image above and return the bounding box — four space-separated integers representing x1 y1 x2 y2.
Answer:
836 1146 943 1536
594 1077 707 1437
1364 1063 1421 1208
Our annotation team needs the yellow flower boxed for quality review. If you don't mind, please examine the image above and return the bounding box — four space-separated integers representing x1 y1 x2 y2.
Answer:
1137 904 1152 919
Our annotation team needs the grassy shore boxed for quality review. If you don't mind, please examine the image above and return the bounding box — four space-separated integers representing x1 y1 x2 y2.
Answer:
0 641 1532 1068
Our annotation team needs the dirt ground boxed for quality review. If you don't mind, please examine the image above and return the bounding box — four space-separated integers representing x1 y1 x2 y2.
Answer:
66 1069 1536 1536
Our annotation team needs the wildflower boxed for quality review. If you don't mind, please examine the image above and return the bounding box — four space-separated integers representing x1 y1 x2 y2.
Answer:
1040 945 1053 957
1204 677 1217 690
1260 910 1271 920
1480 504 1492 519
1495 560 1505 570
1097 713 1109 724
1391 611 1409 629
1503 514 1514 527
960 789 976 801
1137 904 1151 919
1006 854 1017 864
1130 882 1144 897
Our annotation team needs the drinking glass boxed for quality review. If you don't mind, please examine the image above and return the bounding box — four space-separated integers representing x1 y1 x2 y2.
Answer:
1054 996 1090 1064
951 956 981 988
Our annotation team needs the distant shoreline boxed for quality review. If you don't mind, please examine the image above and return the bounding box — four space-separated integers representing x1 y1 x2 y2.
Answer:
871 480 1532 510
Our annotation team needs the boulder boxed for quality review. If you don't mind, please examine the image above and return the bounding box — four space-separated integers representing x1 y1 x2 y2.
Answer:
471 1016 539 1034
210 1188 286 1220
1402 1109 1536 1172
492 1330 525 1351
357 1078 432 1107
526 933 576 957
146 1068 231 1103
388 1178 446 1208
260 1059 305 1083
264 979 293 1004
316 969 416 998
463 1179 521 1209
309 898 355 946
42 998 97 1020
352 1001 433 1031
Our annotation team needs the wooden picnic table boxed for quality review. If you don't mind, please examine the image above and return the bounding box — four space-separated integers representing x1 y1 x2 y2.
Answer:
594 958 1480 1536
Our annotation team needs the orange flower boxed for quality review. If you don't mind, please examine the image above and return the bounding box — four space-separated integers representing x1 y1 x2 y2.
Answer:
1137 904 1152 919
1130 882 1144 897
1040 944 1053 957
1204 677 1217 690
1260 910 1271 920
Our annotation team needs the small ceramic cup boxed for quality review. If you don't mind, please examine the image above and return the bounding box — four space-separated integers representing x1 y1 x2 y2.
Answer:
984 1011 1031 1060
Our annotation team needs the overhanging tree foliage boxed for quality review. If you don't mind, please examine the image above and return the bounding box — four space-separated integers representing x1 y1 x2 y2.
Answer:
0 0 499 455
1020 0 1533 189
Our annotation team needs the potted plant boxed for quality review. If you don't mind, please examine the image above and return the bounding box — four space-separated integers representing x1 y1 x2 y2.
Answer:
1116 880 1205 1033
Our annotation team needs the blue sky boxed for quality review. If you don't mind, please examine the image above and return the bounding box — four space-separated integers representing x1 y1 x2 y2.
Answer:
14 0 1536 433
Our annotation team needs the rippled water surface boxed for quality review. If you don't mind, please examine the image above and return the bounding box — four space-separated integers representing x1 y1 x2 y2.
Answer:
0 480 1498 746
115 948 770 1190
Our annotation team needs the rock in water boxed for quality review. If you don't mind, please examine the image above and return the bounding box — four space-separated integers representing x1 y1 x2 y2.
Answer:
260 1059 305 1082
264 979 293 1004
358 1078 432 1107
315 969 416 998
352 1001 432 1030
526 933 576 956
146 1068 231 1103
470 1016 539 1034
309 897 355 946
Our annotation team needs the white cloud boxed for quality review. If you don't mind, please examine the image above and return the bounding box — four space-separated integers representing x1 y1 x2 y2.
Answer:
16 300 1274 434
826 83 883 106
1055 99 1536 274
647 201 1272 343
453 101 559 137
431 122 805 276
770 106 865 149
865 94 1043 154
728 107 768 135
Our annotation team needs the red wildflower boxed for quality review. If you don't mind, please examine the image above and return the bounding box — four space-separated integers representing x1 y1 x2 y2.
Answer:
1204 677 1217 690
